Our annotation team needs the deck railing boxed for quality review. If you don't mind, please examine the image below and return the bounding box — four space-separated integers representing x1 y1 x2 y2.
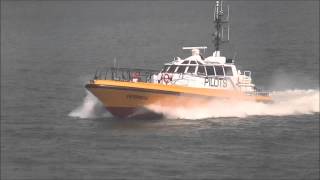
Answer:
93 67 159 83
92 67 270 97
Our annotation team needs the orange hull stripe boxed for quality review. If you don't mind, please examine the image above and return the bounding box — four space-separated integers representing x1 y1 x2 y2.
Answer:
88 80 272 102
86 80 272 109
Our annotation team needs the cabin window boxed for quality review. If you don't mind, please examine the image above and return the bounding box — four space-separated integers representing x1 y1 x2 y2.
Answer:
197 61 204 65
187 66 196 73
244 71 251 77
224 66 233 76
197 66 206 75
205 66 215 76
190 61 197 64
167 65 177 73
214 65 224 76
226 58 233 64
162 65 169 73
167 66 172 72
182 60 189 64
176 66 186 73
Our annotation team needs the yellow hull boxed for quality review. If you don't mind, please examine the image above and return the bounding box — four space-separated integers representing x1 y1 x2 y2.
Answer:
86 80 272 118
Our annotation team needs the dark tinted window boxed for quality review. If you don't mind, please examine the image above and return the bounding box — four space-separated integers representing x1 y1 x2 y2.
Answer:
214 65 224 76
162 65 169 72
205 66 215 76
182 60 189 64
226 58 233 63
176 66 186 73
167 65 177 73
197 66 206 75
190 61 196 64
187 66 196 73
224 66 233 76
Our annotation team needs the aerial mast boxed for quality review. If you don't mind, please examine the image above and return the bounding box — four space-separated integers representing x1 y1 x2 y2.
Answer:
213 0 230 53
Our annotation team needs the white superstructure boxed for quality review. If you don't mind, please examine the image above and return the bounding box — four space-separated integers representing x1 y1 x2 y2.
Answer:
155 47 256 93
153 0 262 94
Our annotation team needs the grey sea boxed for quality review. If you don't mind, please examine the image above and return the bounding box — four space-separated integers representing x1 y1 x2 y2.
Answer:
1 1 319 180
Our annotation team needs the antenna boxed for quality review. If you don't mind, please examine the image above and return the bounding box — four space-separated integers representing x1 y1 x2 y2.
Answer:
182 46 207 56
221 0 223 12
213 0 230 51
113 57 117 68
227 24 230 41
222 27 224 39
227 5 230 21
182 46 208 50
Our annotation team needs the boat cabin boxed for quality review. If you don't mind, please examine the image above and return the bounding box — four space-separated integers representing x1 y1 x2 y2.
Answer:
155 47 254 92
161 63 235 77
89 0 269 97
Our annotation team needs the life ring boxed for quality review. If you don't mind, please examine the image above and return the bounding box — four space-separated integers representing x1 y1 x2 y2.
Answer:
132 72 140 82
132 72 140 78
163 73 171 84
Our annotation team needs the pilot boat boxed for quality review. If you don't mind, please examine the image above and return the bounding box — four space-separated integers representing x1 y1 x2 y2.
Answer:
85 0 272 118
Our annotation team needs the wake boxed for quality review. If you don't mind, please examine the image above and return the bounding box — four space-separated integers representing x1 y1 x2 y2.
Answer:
69 89 319 119
146 89 319 119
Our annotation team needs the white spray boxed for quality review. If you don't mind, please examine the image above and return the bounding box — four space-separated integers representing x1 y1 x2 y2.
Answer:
146 89 319 119
68 91 110 119
69 89 318 119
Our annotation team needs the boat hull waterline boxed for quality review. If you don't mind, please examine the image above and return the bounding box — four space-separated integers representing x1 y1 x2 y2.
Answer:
86 80 272 118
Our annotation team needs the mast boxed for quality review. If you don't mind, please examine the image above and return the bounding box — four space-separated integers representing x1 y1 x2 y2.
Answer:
213 0 230 52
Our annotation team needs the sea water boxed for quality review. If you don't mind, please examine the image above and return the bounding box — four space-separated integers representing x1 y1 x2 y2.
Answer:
2 1 319 179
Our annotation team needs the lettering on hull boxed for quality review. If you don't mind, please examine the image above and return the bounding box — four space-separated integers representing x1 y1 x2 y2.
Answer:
208 77 228 88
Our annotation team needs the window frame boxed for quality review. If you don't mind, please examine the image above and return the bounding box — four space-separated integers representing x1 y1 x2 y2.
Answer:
214 65 225 76
186 65 196 74
167 65 177 73
161 65 170 73
223 66 233 76
190 61 197 64
176 65 187 73
182 60 189 64
205 66 215 76
197 65 206 76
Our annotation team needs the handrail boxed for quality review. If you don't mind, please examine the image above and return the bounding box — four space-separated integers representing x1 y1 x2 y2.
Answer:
92 67 159 83
91 67 270 97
